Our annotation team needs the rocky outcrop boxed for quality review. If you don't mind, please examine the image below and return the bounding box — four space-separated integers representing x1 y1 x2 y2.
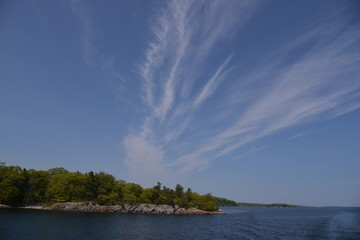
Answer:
44 202 224 215
47 202 122 213
0 204 11 208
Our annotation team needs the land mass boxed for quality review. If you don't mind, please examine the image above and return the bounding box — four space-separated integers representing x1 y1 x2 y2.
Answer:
213 197 300 208
0 163 219 212
0 162 298 213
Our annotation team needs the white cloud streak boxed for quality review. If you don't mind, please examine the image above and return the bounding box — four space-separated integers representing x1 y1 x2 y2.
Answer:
124 135 168 182
122 0 360 183
124 0 259 183
63 0 97 66
286 132 312 141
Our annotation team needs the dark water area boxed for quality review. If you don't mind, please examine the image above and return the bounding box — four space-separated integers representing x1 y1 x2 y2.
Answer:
1 207 360 240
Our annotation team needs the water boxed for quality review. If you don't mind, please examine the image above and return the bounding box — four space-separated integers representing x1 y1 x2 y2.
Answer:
1 207 359 240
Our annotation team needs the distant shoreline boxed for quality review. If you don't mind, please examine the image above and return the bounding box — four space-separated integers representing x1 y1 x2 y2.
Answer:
213 197 301 208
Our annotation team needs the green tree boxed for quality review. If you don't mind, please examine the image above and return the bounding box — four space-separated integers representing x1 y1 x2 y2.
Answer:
46 172 92 203
161 186 175 206
175 184 184 198
48 167 69 175
123 183 143 204
190 193 218 211
85 171 97 201
141 188 158 203
0 165 27 205
109 180 126 204
212 196 237 207
94 172 116 204
23 170 49 205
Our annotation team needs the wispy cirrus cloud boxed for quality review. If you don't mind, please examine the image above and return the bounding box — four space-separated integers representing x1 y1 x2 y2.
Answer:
123 0 360 183
56 0 360 184
286 131 313 141
62 0 97 66
171 21 360 173
122 0 260 182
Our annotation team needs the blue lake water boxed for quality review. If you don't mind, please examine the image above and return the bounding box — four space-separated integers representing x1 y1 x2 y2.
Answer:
1 207 360 240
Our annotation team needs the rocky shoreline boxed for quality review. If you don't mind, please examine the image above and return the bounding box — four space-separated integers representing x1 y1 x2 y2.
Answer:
3 202 224 215
0 204 11 208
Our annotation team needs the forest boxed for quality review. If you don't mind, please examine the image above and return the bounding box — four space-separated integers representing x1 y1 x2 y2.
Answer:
0 162 218 211
213 196 299 208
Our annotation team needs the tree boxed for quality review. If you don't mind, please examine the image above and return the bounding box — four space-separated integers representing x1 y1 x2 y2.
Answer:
23 170 49 205
48 167 69 175
109 180 126 204
94 172 115 204
153 182 162 191
85 171 97 201
141 188 158 203
46 172 92 203
212 196 237 207
175 184 184 198
190 193 218 211
123 183 143 204
161 186 175 206
0 165 26 205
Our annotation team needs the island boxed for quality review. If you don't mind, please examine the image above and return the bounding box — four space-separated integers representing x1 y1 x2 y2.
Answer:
0 162 223 214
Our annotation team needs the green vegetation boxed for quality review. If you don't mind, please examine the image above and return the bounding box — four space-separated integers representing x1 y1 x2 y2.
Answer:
213 197 238 206
214 196 299 208
0 163 218 211
236 202 298 208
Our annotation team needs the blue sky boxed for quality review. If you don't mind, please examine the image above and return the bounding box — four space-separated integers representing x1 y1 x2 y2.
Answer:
1 0 360 207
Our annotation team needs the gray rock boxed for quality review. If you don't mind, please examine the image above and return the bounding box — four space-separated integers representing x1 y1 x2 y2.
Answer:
0 204 11 208
44 202 222 215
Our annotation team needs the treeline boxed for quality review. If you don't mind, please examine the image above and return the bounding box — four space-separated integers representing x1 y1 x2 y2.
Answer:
0 163 218 211
213 197 238 206
237 202 298 208
214 196 299 208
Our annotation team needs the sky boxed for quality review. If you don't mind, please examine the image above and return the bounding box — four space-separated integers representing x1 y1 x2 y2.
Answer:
1 0 360 207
